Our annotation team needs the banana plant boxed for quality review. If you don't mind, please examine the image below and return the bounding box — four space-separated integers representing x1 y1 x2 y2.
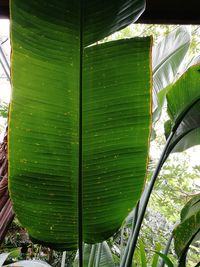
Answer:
8 1 200 267
8 0 152 265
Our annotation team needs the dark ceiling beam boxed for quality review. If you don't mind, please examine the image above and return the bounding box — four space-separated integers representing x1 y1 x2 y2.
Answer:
1 0 200 24
137 0 200 24
0 0 9 19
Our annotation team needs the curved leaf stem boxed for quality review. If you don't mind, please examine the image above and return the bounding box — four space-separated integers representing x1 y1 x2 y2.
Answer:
120 202 139 266
124 131 175 267
131 202 140 233
159 233 173 267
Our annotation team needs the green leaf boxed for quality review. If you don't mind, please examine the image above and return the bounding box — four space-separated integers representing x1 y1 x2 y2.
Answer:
152 26 190 122
10 0 145 48
167 64 200 124
173 194 200 259
153 252 174 267
139 241 147 267
151 243 161 267
165 64 200 154
181 194 200 221
164 120 172 140
9 0 152 250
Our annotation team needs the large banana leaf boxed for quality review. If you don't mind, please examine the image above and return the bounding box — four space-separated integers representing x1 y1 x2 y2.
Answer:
165 64 200 154
9 0 152 250
152 26 190 122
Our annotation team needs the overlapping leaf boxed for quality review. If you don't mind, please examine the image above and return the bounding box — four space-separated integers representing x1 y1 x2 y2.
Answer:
11 0 145 48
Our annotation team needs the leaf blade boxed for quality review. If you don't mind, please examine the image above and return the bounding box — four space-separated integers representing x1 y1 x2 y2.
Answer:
9 0 152 250
83 38 152 243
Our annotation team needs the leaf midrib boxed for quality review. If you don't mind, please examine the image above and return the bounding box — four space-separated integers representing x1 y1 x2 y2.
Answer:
78 1 84 265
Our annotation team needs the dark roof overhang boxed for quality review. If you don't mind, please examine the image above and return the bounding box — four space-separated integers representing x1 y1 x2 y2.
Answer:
1 0 200 24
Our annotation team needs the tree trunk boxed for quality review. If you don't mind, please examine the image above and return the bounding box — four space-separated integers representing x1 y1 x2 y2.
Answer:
0 128 15 243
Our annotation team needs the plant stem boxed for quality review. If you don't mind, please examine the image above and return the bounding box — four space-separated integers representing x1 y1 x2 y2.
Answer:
124 131 175 267
132 202 140 233
120 202 139 266
159 233 173 267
